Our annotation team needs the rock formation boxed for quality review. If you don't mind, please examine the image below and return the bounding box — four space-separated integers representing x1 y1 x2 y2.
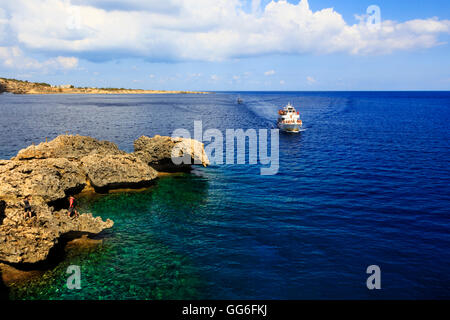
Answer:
80 154 158 191
0 204 113 264
0 77 210 95
0 158 87 203
0 134 208 269
134 135 209 171
12 135 124 161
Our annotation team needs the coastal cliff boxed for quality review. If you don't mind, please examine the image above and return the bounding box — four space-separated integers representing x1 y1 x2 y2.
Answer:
0 134 209 286
0 78 209 95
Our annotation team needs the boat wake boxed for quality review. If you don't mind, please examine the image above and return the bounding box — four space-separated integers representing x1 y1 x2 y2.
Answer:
243 98 281 128
239 96 309 132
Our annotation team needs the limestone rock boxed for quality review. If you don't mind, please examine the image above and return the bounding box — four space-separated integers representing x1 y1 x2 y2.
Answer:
0 133 210 267
81 154 158 191
133 135 209 171
0 158 86 203
0 78 210 95
13 135 124 161
0 203 113 264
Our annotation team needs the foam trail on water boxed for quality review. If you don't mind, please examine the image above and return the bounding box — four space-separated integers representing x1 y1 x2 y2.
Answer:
243 97 280 128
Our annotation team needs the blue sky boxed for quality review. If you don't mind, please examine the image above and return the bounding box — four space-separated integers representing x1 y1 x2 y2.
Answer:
0 0 449 90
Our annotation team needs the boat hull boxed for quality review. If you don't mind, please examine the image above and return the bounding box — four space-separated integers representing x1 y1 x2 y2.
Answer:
277 123 302 133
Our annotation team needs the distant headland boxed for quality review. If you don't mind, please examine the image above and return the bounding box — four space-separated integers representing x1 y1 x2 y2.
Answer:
0 77 209 95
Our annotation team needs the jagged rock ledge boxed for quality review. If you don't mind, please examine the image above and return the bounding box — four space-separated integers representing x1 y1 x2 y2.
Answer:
0 134 209 268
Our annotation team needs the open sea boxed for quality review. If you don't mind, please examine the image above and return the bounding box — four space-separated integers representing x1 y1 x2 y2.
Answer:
0 91 449 299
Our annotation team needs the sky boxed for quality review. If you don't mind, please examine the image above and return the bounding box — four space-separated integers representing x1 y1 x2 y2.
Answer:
0 0 449 91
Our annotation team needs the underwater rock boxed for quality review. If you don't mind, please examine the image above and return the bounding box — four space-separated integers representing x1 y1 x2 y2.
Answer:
133 135 209 171
0 262 43 287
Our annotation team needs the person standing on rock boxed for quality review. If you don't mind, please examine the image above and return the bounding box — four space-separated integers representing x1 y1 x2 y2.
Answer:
23 195 34 219
68 196 79 218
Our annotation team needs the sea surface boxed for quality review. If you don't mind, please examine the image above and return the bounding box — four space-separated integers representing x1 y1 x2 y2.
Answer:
0 91 449 299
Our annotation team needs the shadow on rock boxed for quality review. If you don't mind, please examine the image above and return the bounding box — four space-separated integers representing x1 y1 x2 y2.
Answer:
0 200 6 225
0 269 10 300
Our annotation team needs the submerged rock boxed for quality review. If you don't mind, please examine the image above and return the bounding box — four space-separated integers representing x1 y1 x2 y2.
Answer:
133 135 209 171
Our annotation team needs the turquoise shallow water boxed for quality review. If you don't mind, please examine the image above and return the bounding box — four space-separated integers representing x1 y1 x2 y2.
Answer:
1 91 449 299
10 174 207 300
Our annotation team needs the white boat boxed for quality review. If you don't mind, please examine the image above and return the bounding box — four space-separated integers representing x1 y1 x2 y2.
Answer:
277 103 302 132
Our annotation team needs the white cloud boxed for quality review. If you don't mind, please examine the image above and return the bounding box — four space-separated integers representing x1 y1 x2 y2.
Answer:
306 76 316 84
0 46 78 70
264 69 276 76
1 0 449 64
210 74 219 81
55 56 79 69
280 80 285 85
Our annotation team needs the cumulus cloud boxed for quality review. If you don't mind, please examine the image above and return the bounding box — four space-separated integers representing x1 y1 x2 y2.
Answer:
264 70 276 76
54 56 79 69
0 0 449 64
0 46 78 70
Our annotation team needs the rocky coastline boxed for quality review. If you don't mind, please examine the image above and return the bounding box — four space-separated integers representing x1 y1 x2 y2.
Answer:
0 78 210 95
0 134 209 293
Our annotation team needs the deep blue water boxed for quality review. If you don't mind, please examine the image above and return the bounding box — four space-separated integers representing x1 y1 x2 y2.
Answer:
0 92 449 299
